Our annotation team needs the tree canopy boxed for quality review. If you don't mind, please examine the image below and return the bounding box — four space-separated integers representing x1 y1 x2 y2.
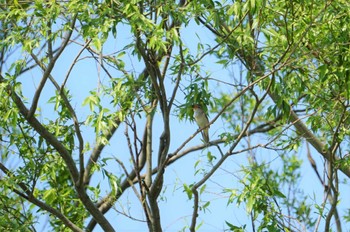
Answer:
0 0 350 231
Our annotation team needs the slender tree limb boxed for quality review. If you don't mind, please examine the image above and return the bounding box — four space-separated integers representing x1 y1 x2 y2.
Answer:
29 53 85 185
124 122 152 228
189 11 249 66
83 118 120 186
324 138 342 232
47 20 53 61
145 102 156 188
168 41 183 112
306 142 324 186
27 14 77 119
61 39 92 91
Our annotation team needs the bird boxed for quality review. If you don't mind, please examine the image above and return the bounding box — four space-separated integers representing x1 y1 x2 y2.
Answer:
193 104 210 143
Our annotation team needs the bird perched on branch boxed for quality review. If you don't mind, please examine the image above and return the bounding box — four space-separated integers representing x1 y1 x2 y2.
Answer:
193 104 210 143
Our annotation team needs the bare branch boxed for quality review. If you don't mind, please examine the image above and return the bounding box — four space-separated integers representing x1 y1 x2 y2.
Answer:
27 14 77 119
306 142 324 186
30 52 85 186
61 39 92 91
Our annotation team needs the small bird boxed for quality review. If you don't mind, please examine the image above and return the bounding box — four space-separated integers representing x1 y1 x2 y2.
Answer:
193 104 210 143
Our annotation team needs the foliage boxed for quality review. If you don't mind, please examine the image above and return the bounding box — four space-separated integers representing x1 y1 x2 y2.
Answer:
0 0 349 231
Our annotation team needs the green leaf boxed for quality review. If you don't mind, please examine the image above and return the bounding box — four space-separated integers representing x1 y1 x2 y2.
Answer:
199 184 206 195
206 151 216 162
82 92 100 111
42 189 56 205
183 183 193 200
225 221 245 231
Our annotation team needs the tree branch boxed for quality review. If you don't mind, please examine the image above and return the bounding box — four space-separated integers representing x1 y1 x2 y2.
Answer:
27 14 77 119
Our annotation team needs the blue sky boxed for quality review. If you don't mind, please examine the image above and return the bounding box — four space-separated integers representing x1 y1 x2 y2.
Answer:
5 12 350 232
